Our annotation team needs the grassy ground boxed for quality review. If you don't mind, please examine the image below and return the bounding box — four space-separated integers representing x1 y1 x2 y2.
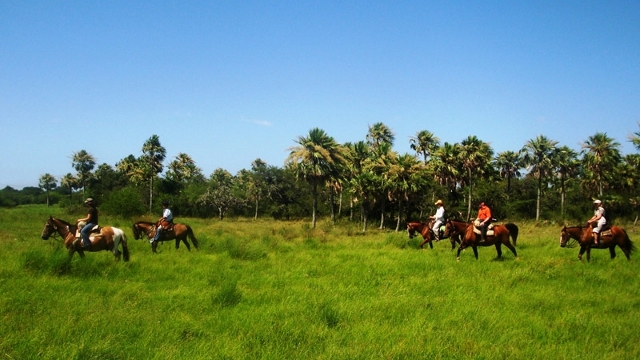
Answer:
1 205 639 359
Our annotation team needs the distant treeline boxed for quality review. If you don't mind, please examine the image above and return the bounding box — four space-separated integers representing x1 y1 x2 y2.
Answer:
6 124 640 229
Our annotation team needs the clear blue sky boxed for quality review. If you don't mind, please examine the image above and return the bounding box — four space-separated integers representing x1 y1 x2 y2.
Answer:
2 1 639 189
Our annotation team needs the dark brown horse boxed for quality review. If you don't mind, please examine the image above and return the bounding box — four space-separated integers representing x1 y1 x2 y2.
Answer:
132 221 199 253
407 220 461 250
41 216 130 261
561 224 635 261
446 219 518 261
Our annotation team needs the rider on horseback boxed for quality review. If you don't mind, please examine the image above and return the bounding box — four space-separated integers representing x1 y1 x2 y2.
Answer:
76 197 98 248
588 199 606 245
476 201 492 243
153 200 174 245
430 199 446 242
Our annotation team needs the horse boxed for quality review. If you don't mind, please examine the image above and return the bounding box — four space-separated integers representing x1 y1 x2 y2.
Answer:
41 216 130 261
407 220 461 250
132 221 199 253
561 223 635 261
446 219 518 261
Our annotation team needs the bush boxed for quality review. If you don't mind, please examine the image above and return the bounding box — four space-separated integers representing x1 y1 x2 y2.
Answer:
100 187 147 218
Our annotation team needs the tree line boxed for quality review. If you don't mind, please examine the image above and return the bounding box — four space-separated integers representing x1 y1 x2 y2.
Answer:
3 123 640 231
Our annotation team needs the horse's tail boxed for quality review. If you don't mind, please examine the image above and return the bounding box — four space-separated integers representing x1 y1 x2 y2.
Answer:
505 223 519 246
187 225 199 249
121 233 130 261
623 229 636 253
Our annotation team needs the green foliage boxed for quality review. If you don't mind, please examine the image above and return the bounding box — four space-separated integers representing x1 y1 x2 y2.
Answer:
99 186 147 218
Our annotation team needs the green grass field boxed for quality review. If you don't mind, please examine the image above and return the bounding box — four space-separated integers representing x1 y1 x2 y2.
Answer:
1 205 639 359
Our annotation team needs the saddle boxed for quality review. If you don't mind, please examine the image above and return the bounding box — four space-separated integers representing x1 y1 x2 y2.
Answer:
473 219 494 236
75 223 101 240
158 220 174 231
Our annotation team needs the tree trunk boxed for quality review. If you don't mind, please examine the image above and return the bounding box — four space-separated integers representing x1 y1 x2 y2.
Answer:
379 197 386 229
330 187 335 224
466 168 473 222
149 177 154 213
254 197 259 220
312 183 318 229
536 175 542 221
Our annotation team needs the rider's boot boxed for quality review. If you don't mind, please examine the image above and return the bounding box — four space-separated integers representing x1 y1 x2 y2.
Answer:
479 228 486 243
593 232 599 246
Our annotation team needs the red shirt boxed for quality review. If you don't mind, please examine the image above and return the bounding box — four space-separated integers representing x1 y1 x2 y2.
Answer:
477 205 491 221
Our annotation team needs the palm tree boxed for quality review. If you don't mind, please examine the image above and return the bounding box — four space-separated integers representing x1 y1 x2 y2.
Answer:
552 146 579 218
410 130 440 163
142 135 166 212
458 136 493 220
581 132 621 197
494 150 523 216
629 122 640 151
366 122 395 150
387 153 424 231
60 173 78 201
38 173 57 207
71 150 96 199
286 128 345 228
521 135 558 221
166 152 203 185
431 142 461 196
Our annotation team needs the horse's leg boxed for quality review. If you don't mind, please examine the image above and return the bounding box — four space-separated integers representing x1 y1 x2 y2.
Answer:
586 246 592 262
175 238 180 249
578 245 586 261
419 237 429 249
472 245 478 260
456 245 464 261
503 236 518 259
152 241 158 254
609 245 616 259
495 242 503 259
182 236 191 251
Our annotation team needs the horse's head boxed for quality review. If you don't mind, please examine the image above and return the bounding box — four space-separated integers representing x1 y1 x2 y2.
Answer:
41 217 56 240
132 223 142 240
407 222 418 238
560 226 569 247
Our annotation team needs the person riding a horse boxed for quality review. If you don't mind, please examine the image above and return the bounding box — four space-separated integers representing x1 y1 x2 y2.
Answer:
76 197 98 248
153 200 174 244
475 201 492 243
588 199 606 245
430 199 446 242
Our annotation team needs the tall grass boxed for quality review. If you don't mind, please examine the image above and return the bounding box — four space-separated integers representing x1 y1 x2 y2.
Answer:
1 206 639 359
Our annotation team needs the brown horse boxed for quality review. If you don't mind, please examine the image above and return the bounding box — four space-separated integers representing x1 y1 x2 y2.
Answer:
407 220 461 250
561 223 635 261
132 221 199 253
446 219 518 261
41 216 130 261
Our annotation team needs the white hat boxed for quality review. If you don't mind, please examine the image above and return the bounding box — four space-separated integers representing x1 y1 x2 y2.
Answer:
594 199 601 204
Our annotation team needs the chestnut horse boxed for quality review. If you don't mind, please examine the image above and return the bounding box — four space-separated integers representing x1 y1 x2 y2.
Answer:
132 221 199 253
41 216 130 261
407 220 461 250
561 223 635 261
445 219 518 261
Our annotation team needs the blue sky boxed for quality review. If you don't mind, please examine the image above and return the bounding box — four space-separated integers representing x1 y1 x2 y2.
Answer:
1 1 639 189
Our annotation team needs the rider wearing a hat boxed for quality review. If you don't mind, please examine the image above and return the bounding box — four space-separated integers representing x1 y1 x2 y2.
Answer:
588 199 606 245
153 201 174 244
430 199 446 242
77 198 98 248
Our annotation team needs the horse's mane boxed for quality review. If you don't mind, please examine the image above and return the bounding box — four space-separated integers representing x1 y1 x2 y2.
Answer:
53 217 73 227
135 221 155 226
